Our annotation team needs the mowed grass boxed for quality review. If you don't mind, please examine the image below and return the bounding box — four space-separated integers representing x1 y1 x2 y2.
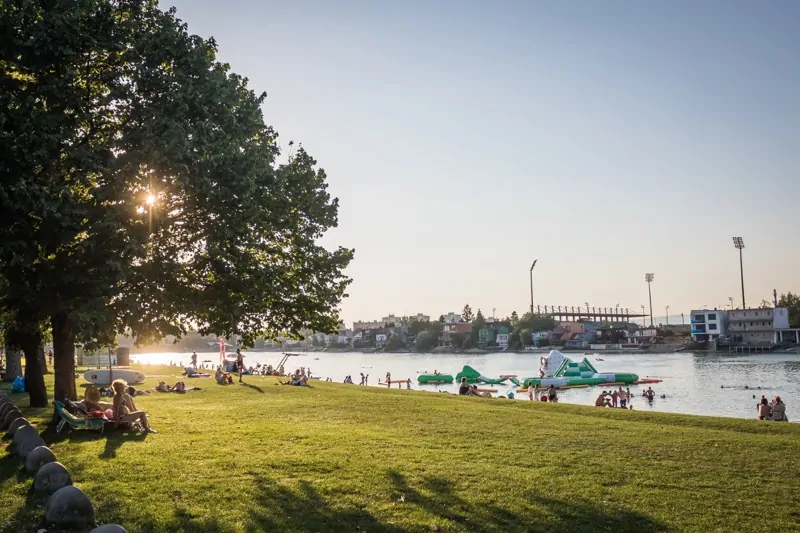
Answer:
2 365 800 533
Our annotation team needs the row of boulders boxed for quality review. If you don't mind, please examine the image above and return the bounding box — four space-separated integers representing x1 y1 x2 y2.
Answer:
0 390 126 533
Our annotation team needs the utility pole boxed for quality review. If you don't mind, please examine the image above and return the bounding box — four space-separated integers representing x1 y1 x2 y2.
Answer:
645 273 655 327
665 305 670 326
529 260 538 315
733 237 746 309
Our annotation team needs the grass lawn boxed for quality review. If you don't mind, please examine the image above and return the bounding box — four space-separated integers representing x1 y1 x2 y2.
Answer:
2 365 799 533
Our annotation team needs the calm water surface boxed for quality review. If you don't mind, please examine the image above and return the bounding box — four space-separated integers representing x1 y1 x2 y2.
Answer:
130 351 800 421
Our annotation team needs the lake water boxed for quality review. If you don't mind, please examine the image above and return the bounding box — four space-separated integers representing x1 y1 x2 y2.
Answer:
129 350 799 421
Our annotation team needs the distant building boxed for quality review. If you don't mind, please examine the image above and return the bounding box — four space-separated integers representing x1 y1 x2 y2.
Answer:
381 314 402 326
441 312 463 324
495 326 510 349
375 333 388 347
353 320 384 331
477 328 496 348
690 309 726 343
727 307 788 345
625 327 659 345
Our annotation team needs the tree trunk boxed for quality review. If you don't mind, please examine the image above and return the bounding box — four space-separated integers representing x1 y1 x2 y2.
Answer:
38 345 49 374
52 312 77 402
21 333 48 407
3 345 21 382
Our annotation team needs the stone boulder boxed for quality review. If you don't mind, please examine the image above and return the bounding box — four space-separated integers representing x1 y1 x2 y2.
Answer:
5 416 29 438
45 485 96 529
0 401 16 420
34 461 72 495
13 425 46 459
25 445 57 474
1 408 23 430
91 525 127 533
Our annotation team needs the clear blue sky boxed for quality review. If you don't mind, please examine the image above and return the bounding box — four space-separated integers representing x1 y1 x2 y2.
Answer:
166 0 799 325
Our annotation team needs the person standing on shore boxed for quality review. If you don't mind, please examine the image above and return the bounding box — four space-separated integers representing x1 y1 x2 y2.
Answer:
618 387 628 409
235 349 244 383
359 373 365 386
528 382 535 401
610 389 619 408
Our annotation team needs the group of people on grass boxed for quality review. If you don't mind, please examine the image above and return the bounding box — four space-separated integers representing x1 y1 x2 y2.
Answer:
76 380 157 434
756 395 788 421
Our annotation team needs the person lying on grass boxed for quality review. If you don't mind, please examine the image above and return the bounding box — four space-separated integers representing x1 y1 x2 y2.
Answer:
156 381 198 393
280 374 309 386
468 385 491 398
112 379 157 434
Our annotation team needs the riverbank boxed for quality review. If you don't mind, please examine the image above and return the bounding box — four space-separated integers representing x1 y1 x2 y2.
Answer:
3 366 798 532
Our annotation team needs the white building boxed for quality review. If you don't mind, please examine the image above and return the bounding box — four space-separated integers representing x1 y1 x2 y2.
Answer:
381 314 402 326
690 309 726 343
353 320 383 331
496 333 510 349
375 333 388 347
727 307 788 345
441 312 462 324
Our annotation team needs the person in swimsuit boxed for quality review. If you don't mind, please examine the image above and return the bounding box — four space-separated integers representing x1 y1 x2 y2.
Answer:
757 397 771 420
458 377 470 395
528 382 535 401
235 349 244 383
547 385 557 402
618 387 628 408
112 379 156 433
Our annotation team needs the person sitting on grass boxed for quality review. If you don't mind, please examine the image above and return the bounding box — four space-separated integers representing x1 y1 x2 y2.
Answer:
458 377 470 395
757 397 771 420
215 366 234 385
82 386 108 419
112 379 157 434
468 385 491 398
771 396 788 421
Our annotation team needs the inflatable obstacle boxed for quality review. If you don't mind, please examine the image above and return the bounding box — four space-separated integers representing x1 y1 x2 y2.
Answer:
417 374 454 384
455 365 508 384
522 350 639 389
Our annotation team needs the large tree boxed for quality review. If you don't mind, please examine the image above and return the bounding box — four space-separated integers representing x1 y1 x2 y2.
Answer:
0 0 352 404
461 304 474 323
778 292 800 328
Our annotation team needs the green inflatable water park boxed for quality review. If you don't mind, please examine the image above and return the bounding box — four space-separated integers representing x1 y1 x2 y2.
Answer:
455 365 507 384
417 374 454 384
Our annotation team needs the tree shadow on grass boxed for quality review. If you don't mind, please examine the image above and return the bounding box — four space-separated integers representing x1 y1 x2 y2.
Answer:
93 493 230 533
247 475 407 533
387 470 671 533
240 382 264 394
40 422 147 460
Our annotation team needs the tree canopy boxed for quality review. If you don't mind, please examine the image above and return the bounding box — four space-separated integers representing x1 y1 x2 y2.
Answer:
778 292 800 328
0 0 352 403
461 304 474 323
